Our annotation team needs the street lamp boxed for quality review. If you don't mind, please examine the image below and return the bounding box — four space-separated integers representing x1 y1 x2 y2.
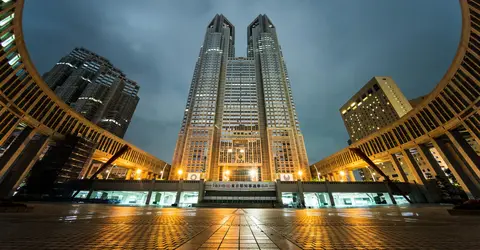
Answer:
177 169 183 180
224 170 230 181
249 169 256 181
136 169 142 180
297 170 303 180
339 170 345 182
313 164 320 181
160 163 168 180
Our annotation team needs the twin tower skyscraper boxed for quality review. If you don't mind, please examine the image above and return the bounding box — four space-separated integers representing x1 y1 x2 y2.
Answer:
171 14 309 181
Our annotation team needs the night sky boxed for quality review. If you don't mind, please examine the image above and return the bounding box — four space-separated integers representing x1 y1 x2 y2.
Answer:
22 0 461 164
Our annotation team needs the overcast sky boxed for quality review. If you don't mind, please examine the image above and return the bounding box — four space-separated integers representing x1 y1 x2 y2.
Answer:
23 0 461 164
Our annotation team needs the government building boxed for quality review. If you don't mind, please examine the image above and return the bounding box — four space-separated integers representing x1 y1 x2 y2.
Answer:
171 15 309 182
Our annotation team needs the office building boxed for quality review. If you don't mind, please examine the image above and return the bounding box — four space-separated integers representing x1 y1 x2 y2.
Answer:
43 48 140 138
171 14 309 181
340 76 413 142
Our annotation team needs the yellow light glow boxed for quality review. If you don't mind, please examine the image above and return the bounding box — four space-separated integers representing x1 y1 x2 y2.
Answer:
136 169 142 174
339 171 345 176
177 169 183 175
298 170 303 176
350 102 356 107
341 110 347 114
249 170 256 177
225 170 231 175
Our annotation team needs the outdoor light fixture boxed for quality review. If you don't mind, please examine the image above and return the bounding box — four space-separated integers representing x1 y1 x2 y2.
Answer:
136 169 142 174
177 169 183 175
249 170 256 177
225 170 230 175
339 170 345 176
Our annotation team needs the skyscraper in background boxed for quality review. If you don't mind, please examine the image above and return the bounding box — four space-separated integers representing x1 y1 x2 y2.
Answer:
43 48 139 138
171 14 309 181
340 76 413 143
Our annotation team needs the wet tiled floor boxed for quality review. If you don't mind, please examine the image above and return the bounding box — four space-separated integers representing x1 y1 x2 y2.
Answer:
0 203 479 249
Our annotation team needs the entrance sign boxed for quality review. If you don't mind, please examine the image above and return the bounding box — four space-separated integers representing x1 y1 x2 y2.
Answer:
280 174 294 181
205 181 276 191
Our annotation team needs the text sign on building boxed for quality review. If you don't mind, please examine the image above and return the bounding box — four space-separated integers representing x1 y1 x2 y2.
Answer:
205 181 276 191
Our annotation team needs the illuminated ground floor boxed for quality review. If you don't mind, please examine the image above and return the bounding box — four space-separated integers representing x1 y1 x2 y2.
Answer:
63 180 431 208
1 204 479 249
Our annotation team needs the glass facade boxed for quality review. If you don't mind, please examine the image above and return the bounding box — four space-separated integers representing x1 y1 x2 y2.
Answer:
332 192 393 207
304 192 331 208
150 191 177 206
179 191 199 207
91 191 149 205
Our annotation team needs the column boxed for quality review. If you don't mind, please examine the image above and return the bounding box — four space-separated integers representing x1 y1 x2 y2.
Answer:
0 127 35 180
174 180 183 206
324 180 335 206
389 154 408 182
432 137 480 199
275 180 282 206
0 135 49 198
383 181 397 205
348 170 356 182
418 144 448 179
402 149 436 203
86 189 94 199
446 130 480 179
125 169 132 180
197 179 205 203
81 161 95 179
417 143 456 200
145 178 155 205
402 150 428 184
297 180 305 208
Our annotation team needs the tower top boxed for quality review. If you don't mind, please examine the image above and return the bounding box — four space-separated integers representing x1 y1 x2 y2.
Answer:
247 14 275 38
207 14 235 44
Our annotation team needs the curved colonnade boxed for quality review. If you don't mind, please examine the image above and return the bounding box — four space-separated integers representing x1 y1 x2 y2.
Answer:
0 0 167 184
312 0 480 199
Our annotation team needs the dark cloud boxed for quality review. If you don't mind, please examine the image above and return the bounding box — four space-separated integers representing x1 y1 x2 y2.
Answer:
23 0 461 163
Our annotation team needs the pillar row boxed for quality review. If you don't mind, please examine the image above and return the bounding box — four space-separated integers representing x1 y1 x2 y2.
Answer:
432 136 480 199
389 154 408 182
0 132 49 198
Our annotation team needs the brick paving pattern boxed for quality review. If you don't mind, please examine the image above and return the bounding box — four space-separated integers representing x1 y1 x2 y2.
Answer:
0 204 479 249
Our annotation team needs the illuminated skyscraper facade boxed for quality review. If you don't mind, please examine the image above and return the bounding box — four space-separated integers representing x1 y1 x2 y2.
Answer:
172 14 309 181
340 77 413 143
43 48 139 138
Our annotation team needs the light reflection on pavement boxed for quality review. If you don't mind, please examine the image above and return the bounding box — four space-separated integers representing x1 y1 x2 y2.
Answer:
0 203 479 249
